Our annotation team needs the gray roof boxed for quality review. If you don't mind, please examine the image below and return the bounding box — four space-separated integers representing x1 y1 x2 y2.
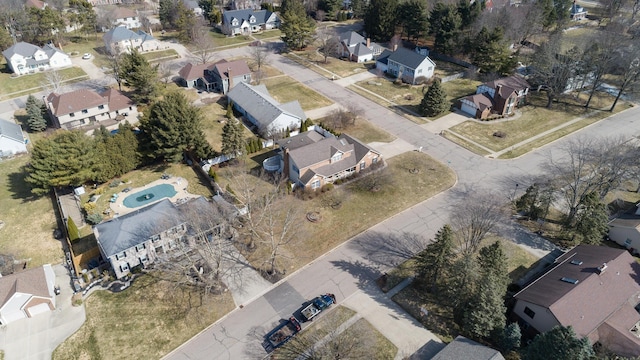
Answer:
340 31 365 47
376 49 392 65
2 42 40 59
0 118 24 143
222 9 274 30
95 197 215 258
432 336 504 360
277 130 325 151
386 47 434 70
227 82 305 129
103 26 154 44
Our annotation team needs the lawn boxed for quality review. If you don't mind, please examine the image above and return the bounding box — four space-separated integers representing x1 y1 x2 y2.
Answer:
433 60 467 78
252 29 282 40
262 76 333 111
209 30 253 47
0 155 63 266
228 151 456 274
313 116 396 144
52 274 236 360
449 92 627 154
79 163 213 223
199 97 256 153
0 64 88 99
141 49 180 62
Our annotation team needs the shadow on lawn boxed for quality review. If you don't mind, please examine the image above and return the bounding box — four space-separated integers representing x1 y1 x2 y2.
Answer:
7 165 37 201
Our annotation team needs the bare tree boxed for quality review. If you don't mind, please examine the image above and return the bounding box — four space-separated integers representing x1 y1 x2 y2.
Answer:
190 25 217 64
158 62 174 86
450 193 506 257
109 54 124 91
316 26 340 64
41 70 64 94
582 29 619 108
250 45 270 85
325 104 359 130
609 40 640 111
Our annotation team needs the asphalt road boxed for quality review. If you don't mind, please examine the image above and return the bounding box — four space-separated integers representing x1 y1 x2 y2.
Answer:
164 47 640 359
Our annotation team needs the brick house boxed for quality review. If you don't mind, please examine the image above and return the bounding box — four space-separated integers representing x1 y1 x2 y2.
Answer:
459 76 530 119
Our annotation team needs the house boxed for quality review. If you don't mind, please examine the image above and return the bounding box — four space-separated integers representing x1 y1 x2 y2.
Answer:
227 82 305 136
0 264 56 325
209 59 252 94
570 1 587 20
338 31 384 63
432 336 505 360
276 129 382 190
512 245 640 357
46 88 136 129
607 205 640 254
103 26 159 56
0 118 27 157
183 0 203 17
109 7 141 29
24 0 47 9
94 197 227 279
375 47 436 84
2 42 71 76
221 9 279 36
459 76 530 119
177 59 252 93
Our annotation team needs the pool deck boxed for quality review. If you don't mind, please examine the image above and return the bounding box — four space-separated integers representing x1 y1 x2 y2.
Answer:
109 178 201 216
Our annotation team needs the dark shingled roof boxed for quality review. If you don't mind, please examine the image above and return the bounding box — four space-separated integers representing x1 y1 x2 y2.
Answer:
222 9 274 30
514 245 640 338
386 47 434 70
47 89 107 116
277 130 325 151
462 93 494 111
432 336 505 360
0 265 55 308
0 118 24 143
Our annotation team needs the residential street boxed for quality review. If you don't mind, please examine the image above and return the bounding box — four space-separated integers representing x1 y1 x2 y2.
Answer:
164 46 640 359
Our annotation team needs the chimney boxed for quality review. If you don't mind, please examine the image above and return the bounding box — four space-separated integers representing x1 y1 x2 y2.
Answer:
227 67 233 91
393 44 398 51
366 38 370 48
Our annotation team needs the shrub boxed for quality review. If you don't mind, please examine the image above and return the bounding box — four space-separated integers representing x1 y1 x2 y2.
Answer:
109 179 122 188
86 213 103 225
67 217 80 241
83 202 97 214
94 187 106 195
321 183 334 192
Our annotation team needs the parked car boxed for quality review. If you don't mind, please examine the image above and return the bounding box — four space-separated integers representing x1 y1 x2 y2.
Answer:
82 53 92 60
300 293 336 321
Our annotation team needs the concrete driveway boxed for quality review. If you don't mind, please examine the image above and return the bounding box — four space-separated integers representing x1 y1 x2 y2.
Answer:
0 264 85 360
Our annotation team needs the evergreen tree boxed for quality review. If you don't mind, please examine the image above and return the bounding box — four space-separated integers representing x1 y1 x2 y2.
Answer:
470 26 515 75
457 0 481 28
175 1 197 42
26 131 98 196
478 240 509 288
68 0 97 37
495 322 521 352
226 101 234 119
0 25 13 52
159 0 179 29
397 0 428 42
280 0 316 50
522 326 594 360
420 79 448 117
300 119 308 132
95 123 140 182
67 217 80 241
140 91 212 162
221 119 245 157
416 224 454 294
350 0 366 19
573 192 609 245
445 253 479 325
429 2 461 54
120 49 159 103
26 95 47 132
28 7 65 44
363 0 398 42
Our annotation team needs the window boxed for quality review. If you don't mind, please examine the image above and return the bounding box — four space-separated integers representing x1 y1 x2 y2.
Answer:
360 162 365 170
135 244 146 252
98 105 104 110
82 109 88 114
151 234 161 242
524 306 535 319
311 180 321 189
418 69 422 74
69 112 75 117
120 263 129 272
625 238 632 246
372 157 378 164
331 153 342 162
115 251 126 260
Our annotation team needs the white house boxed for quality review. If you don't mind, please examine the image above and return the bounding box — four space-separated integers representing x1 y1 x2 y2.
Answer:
103 26 159 56
46 88 136 130
109 7 141 29
338 31 384 63
2 42 71 76
0 264 56 325
227 82 306 137
608 207 640 254
221 9 279 36
376 47 435 84
0 118 27 157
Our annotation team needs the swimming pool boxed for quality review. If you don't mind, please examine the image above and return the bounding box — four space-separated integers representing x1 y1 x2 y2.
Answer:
122 184 178 208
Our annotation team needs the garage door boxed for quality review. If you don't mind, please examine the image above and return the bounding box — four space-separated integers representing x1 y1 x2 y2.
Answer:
26 303 51 318
460 102 477 117
2 309 27 324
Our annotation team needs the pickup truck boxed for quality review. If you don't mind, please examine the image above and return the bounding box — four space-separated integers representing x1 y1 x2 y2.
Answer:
265 316 301 351
300 293 336 322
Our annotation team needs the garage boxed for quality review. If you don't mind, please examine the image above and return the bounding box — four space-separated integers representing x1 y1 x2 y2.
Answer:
26 302 53 318
460 101 478 117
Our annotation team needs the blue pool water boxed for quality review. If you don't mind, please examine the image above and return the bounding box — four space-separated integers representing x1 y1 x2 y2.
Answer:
123 184 178 208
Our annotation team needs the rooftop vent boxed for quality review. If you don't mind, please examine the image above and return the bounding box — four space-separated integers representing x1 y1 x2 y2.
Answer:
596 263 607 275
570 260 583 266
561 277 579 285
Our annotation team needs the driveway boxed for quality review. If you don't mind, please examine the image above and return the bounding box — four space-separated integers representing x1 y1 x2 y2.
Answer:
0 264 85 360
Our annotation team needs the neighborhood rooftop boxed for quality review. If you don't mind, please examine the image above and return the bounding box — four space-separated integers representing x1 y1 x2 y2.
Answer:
0 265 55 306
103 26 154 44
432 336 505 360
0 118 24 143
227 82 305 129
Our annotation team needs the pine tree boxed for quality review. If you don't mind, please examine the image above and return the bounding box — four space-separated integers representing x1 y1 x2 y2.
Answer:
363 0 399 42
463 274 507 338
95 123 140 182
280 0 316 50
445 253 479 325
26 95 47 132
416 224 454 294
420 79 448 117
139 91 212 162
522 326 594 360
226 101 234 119
429 2 461 54
574 192 609 245
495 323 521 352
300 119 308 132
221 119 245 157
26 131 98 196
120 49 159 103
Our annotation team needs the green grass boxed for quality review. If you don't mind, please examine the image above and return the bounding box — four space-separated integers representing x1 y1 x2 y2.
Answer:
433 60 467 78
199 97 256 153
52 274 236 360
252 29 282 40
0 155 63 266
262 76 333 111
0 65 88 99
141 49 180 62
284 50 373 78
209 30 253 47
